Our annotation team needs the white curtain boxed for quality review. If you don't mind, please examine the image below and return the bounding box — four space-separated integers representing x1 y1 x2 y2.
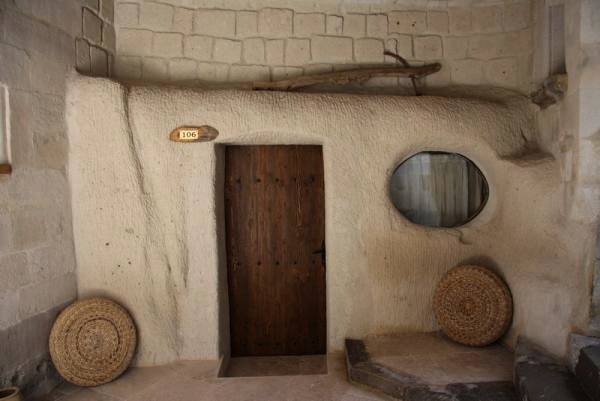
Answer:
390 153 486 227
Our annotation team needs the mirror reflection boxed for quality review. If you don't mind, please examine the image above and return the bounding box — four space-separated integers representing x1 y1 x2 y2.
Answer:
390 152 489 228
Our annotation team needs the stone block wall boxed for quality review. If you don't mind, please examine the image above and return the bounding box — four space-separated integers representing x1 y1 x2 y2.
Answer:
114 0 534 92
76 0 116 76
0 0 114 396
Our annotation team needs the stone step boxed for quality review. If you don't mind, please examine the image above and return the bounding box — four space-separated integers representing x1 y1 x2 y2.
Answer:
575 346 600 400
514 337 590 401
569 334 600 372
345 332 516 401
569 334 600 400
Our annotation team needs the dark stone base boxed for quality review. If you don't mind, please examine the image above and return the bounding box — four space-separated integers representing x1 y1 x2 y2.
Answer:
569 334 600 372
575 346 600 400
0 302 70 398
446 382 517 401
514 337 590 401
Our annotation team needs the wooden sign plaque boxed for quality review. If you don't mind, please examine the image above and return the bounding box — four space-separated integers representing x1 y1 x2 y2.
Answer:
169 126 219 143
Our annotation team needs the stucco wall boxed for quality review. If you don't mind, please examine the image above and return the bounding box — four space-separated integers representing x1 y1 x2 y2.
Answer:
528 0 600 338
66 75 592 365
0 0 115 395
113 0 534 92
560 0 600 333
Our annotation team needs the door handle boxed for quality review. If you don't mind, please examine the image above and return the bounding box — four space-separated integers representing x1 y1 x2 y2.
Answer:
312 240 326 265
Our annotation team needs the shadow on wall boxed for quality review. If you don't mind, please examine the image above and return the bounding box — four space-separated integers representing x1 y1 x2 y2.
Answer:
459 256 505 280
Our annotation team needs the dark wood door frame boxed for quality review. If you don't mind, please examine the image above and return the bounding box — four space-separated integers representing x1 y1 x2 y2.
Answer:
224 145 327 357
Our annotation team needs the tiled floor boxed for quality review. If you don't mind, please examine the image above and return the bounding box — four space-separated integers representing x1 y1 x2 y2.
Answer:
42 354 387 401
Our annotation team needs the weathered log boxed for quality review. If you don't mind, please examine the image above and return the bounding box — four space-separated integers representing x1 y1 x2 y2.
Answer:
251 63 441 91
383 50 420 95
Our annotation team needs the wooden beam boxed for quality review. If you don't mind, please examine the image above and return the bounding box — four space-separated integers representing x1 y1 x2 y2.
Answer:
251 63 441 91
0 163 12 174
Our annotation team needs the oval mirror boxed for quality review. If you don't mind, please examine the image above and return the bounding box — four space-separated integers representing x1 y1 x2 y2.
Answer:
390 152 489 228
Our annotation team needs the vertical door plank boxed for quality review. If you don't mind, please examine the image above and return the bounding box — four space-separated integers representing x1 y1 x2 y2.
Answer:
225 145 326 357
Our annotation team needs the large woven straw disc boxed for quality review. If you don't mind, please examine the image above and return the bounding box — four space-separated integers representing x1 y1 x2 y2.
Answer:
49 298 137 386
434 265 512 347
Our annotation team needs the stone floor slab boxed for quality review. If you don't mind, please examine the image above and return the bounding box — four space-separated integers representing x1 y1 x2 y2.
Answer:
364 332 513 385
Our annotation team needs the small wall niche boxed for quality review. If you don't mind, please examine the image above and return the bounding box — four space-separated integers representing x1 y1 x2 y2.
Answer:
0 84 11 174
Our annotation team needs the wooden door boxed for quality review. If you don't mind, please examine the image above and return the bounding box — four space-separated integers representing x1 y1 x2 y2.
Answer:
225 145 326 357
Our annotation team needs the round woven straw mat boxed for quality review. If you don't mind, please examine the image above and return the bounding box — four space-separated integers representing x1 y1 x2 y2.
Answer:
49 298 137 386
434 265 512 346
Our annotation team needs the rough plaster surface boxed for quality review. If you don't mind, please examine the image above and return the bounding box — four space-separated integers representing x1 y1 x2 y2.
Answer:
66 74 595 365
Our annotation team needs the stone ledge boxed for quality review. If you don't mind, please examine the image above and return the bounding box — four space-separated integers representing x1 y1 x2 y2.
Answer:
345 339 426 399
345 337 516 401
569 334 600 372
514 337 590 401
576 346 600 400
